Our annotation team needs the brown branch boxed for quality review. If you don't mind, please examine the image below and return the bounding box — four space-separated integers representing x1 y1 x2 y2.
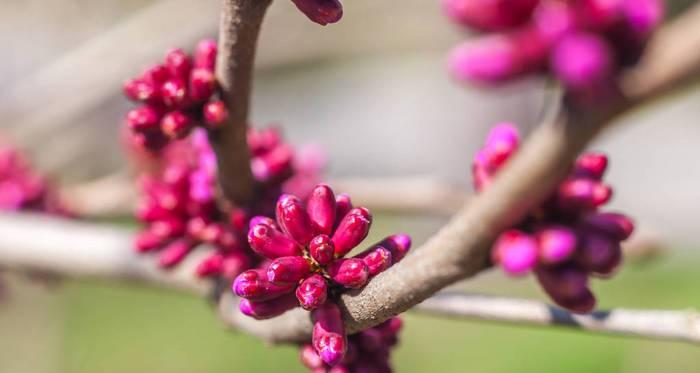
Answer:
414 292 700 344
209 0 272 206
0 213 696 345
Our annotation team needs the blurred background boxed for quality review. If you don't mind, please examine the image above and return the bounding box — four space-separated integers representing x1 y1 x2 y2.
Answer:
0 0 699 372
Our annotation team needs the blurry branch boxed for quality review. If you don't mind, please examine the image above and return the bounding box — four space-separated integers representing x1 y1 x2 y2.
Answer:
0 213 696 345
210 0 272 205
414 293 700 344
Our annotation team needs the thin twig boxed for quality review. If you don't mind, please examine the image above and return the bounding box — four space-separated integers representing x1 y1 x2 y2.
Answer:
210 0 272 206
414 292 700 345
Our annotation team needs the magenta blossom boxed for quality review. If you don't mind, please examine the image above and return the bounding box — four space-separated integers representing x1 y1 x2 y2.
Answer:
473 123 634 313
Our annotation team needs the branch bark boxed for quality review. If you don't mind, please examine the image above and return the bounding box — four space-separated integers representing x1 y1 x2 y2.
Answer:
210 0 272 206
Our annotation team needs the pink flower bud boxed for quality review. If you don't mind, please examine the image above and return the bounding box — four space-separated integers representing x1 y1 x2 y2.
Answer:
574 152 608 180
575 231 621 273
248 223 302 259
380 234 412 262
535 266 590 302
151 217 186 239
203 100 228 129
233 269 294 301
441 0 538 31
134 229 166 252
576 0 623 31
307 184 336 235
158 239 195 268
161 79 188 108
551 33 613 90
142 64 170 85
251 144 293 182
126 106 160 132
195 252 224 277
239 293 299 320
296 274 328 310
355 246 392 276
276 194 315 245
482 122 519 169
123 78 157 103
291 0 343 26
309 234 335 265
267 256 313 285
189 68 216 102
557 178 612 211
248 127 281 156
334 193 353 227
556 287 597 314
164 48 192 80
332 207 372 257
312 302 347 366
535 225 577 264
533 1 577 44
622 0 663 39
581 212 634 241
328 258 370 288
249 215 277 230
492 230 537 275
195 38 217 70
161 111 194 139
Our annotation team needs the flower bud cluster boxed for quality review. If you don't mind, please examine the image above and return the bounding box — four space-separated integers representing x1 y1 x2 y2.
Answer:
473 123 634 313
233 184 411 366
300 314 403 373
445 0 664 100
291 0 344 26
123 39 225 151
0 144 70 215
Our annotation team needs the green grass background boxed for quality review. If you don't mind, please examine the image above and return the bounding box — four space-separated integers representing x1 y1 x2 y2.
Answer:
0 215 698 372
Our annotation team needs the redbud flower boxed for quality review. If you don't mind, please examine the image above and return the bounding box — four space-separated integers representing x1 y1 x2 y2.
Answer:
442 0 539 31
551 33 613 90
291 0 343 26
474 123 634 313
312 302 347 366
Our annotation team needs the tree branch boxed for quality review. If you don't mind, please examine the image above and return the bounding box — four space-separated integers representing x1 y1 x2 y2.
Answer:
0 213 696 345
414 292 700 344
210 0 272 206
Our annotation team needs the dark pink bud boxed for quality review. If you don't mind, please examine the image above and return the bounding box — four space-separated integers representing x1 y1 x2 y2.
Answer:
239 293 299 320
221 252 252 279
195 252 224 277
556 287 597 314
248 223 302 259
309 234 335 265
581 212 634 241
334 193 353 227
249 215 277 230
307 184 336 235
576 0 623 31
276 194 315 245
123 78 157 102
557 178 612 211
327 258 370 288
248 127 281 155
300 344 325 370
574 152 608 180
355 246 392 276
194 38 217 70
164 48 192 80
296 274 328 310
161 111 194 139
441 0 538 31
332 207 372 256
482 122 519 169
492 230 537 275
622 0 664 39
535 265 590 302
312 302 347 366
267 256 313 285
203 101 228 129
142 64 170 85
291 0 343 26
158 239 195 268
536 226 577 264
380 234 412 262
251 144 293 182
575 231 621 273
126 106 160 132
189 68 216 102
551 33 613 90
134 229 166 252
233 269 294 301
533 1 577 44
356 328 384 351
160 79 187 108
151 217 186 239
